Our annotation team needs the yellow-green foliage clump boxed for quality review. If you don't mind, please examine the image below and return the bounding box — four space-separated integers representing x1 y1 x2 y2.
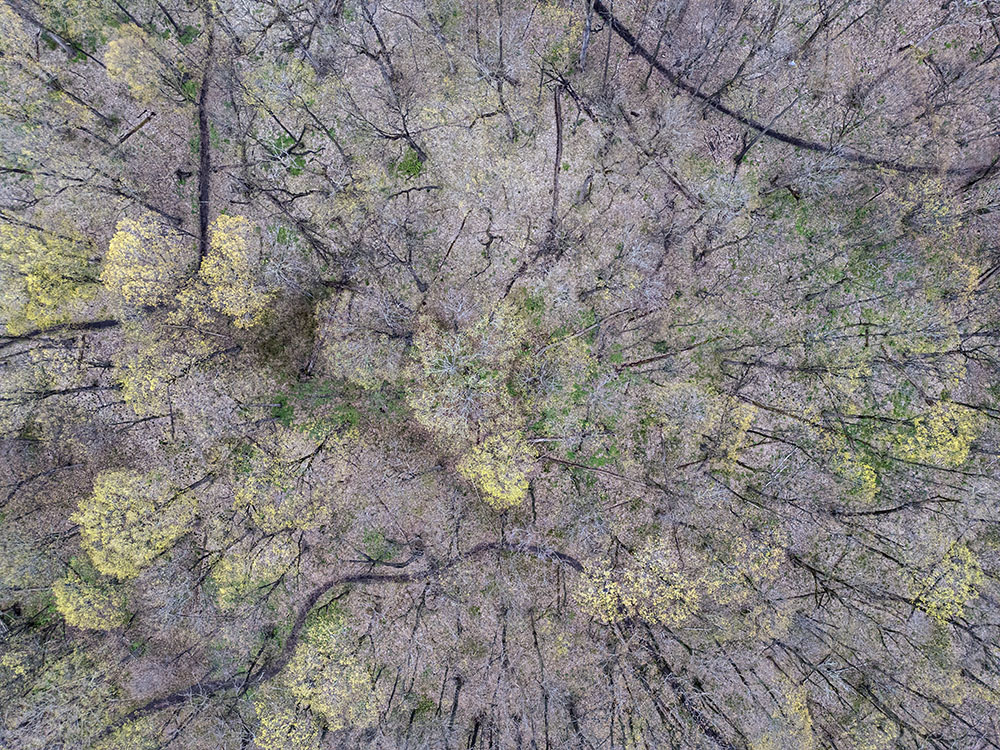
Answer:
833 446 880 504
74 470 196 580
234 457 326 534
696 528 789 643
0 226 95 334
0 1 29 57
752 683 816 750
457 430 535 510
253 689 321 750
0 646 116 748
574 563 626 624
112 338 185 417
701 531 785 607
577 530 784 628
211 536 297 610
52 563 129 630
625 541 702 625
168 278 218 327
915 542 983 624
721 402 757 465
200 215 274 328
104 25 166 105
93 718 159 750
896 402 982 468
537 1 584 71
0 2 55 123
282 610 380 732
0 649 31 681
102 214 191 307
846 712 899 750
242 56 317 114
576 541 700 627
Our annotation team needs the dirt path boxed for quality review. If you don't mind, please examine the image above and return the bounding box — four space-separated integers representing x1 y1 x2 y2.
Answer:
197 23 214 260
591 0 993 178
98 540 584 735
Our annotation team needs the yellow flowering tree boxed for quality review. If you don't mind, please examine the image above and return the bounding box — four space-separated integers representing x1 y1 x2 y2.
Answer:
832 444 880 505
92 718 159 750
0 1 94 124
210 536 298 610
751 683 817 750
0 226 96 334
102 214 193 307
895 402 983 468
575 540 701 627
0 645 117 748
112 337 185 417
0 1 29 58
577 529 785 629
104 25 168 105
200 215 275 328
914 542 983 624
846 712 899 750
234 456 327 534
281 609 380 732
52 560 129 630
252 689 321 750
457 430 535 510
73 471 196 580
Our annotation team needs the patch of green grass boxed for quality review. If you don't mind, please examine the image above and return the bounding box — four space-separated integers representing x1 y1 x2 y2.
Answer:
362 529 399 562
271 394 294 426
178 25 200 45
181 79 199 102
393 148 424 178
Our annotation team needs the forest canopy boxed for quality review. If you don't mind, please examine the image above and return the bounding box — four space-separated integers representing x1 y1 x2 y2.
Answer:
2 0 1000 748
